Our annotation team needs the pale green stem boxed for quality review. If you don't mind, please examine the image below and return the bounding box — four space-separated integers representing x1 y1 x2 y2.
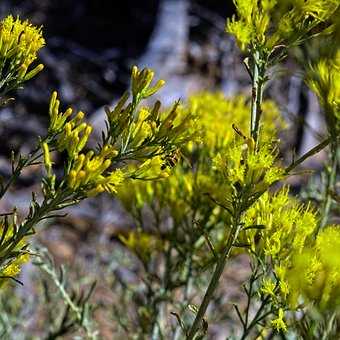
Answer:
319 141 338 231
186 223 242 340
151 244 172 340
321 312 336 340
285 138 331 174
250 49 265 143
173 256 193 340
0 190 73 267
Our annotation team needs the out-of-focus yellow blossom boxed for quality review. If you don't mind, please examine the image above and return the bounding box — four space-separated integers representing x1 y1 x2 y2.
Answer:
0 218 30 283
226 0 339 52
0 15 45 87
271 308 287 332
119 231 163 263
2 253 29 278
183 92 282 154
285 226 340 311
261 278 276 298
307 51 340 137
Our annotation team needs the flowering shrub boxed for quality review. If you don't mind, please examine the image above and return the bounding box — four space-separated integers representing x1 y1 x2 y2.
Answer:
0 16 196 287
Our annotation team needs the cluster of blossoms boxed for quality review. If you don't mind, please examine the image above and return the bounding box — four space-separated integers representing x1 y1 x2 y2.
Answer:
0 15 45 95
226 0 339 52
243 188 340 330
286 226 340 311
117 92 283 273
0 215 30 283
184 92 281 152
307 51 340 138
0 12 197 284
42 67 196 199
243 188 317 260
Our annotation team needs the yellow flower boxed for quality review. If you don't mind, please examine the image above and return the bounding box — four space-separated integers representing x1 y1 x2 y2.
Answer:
119 231 162 262
67 146 124 196
226 0 338 52
261 278 276 297
0 15 45 82
284 226 340 311
271 308 287 332
307 52 340 137
1 253 29 278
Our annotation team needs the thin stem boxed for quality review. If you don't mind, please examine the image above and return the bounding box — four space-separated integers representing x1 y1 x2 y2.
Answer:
151 244 172 340
186 223 242 340
0 190 72 267
319 141 338 231
285 137 331 174
250 49 266 144
321 312 336 340
0 146 44 200
241 296 271 340
173 256 193 340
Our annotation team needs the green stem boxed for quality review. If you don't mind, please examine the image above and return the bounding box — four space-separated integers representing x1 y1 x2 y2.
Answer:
319 141 338 231
151 244 172 340
186 223 242 340
250 49 266 144
173 256 193 340
0 190 72 267
0 144 45 200
285 137 331 174
321 312 336 340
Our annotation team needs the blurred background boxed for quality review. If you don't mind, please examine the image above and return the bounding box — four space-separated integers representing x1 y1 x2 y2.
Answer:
0 1 327 338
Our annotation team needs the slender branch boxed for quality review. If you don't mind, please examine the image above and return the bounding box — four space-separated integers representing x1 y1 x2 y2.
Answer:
250 50 266 144
186 223 242 340
318 141 338 231
285 137 331 174
0 147 44 200
173 256 193 340
0 190 73 267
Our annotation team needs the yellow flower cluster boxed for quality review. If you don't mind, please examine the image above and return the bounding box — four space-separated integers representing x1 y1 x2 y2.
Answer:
307 51 340 137
213 141 284 202
242 188 321 330
2 253 29 278
46 92 127 196
226 0 339 51
0 218 30 284
285 226 340 311
271 308 287 332
44 66 198 198
131 66 165 100
118 92 283 257
243 188 316 259
184 92 281 154
67 146 125 196
49 92 93 158
119 231 163 263
0 15 45 83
